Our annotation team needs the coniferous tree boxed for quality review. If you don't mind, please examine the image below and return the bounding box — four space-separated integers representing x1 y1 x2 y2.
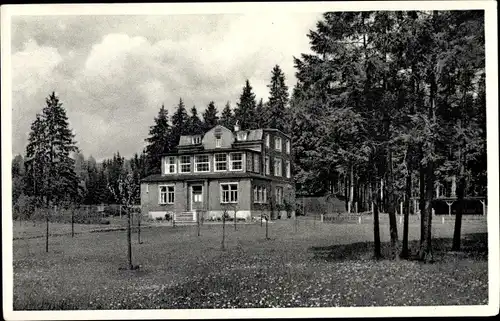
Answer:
220 101 235 129
171 98 190 144
267 65 289 132
234 80 257 130
202 101 219 131
144 104 171 175
12 155 25 205
24 92 80 206
188 105 204 135
255 98 268 128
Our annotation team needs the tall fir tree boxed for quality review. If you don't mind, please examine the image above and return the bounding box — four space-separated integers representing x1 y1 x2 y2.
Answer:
234 80 257 130
171 98 190 144
267 65 289 132
220 101 235 129
188 105 204 135
144 104 172 175
202 101 219 131
255 98 268 128
24 92 80 205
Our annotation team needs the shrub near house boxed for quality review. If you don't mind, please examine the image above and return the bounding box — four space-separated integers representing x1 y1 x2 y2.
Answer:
140 124 295 222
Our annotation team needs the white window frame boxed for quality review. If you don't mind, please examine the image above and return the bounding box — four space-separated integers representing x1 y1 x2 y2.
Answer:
159 185 175 204
286 140 291 154
253 154 260 173
286 160 291 178
194 154 210 173
275 137 282 151
192 136 202 144
265 134 270 148
220 182 238 204
179 155 191 173
263 187 268 203
275 186 283 205
216 137 222 148
229 152 243 171
265 156 270 175
274 158 282 177
214 153 228 172
164 156 177 174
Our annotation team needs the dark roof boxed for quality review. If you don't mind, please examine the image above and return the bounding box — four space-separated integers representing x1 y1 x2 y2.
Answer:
161 147 259 157
141 172 276 183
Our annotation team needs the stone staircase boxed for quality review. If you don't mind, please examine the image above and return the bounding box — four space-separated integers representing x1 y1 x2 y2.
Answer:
173 211 196 224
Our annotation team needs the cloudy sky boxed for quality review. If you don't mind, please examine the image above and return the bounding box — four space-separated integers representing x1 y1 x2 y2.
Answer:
10 12 322 161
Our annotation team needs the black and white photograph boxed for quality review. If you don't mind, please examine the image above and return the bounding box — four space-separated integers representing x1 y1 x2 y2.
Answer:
1 1 498 320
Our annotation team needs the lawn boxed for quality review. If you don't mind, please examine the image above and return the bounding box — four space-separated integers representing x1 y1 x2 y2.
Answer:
12 217 488 310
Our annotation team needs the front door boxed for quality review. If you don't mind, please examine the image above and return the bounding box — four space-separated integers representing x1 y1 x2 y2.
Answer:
190 185 204 211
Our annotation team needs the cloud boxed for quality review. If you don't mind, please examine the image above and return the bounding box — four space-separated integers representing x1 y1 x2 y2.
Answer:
10 13 321 161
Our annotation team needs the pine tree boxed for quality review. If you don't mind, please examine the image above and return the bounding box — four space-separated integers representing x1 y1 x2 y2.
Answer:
24 92 80 206
12 155 25 205
255 98 268 128
234 80 257 130
220 101 235 129
202 101 219 131
188 105 204 135
267 65 289 132
144 104 171 175
171 98 190 145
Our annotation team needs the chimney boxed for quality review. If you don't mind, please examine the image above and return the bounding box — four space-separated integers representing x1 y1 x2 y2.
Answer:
234 120 240 132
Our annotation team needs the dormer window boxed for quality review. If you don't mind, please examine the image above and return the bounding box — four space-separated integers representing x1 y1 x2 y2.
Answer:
237 131 248 141
215 132 222 148
286 140 290 154
192 136 202 145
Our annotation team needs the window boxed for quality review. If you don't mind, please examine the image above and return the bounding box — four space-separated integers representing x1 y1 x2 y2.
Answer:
165 156 176 174
286 160 291 178
192 185 203 202
159 185 175 204
215 153 227 171
276 186 283 205
265 156 270 175
230 153 243 171
265 134 270 147
237 131 248 141
254 186 268 203
216 137 221 148
286 140 291 154
179 155 191 173
253 154 260 173
275 137 282 151
195 155 210 172
274 158 282 177
220 183 238 203
192 136 201 144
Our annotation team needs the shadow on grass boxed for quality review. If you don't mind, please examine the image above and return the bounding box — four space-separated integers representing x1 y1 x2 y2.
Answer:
309 233 488 262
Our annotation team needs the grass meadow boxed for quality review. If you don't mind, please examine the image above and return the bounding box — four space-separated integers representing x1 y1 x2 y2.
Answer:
12 216 488 310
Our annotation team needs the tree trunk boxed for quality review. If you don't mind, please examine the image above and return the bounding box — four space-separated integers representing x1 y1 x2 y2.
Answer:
221 213 226 250
372 180 382 259
344 172 349 212
45 209 50 253
401 167 412 258
349 165 354 213
265 212 269 239
419 158 426 244
452 148 466 251
386 148 399 259
419 161 434 262
137 211 142 244
127 207 133 269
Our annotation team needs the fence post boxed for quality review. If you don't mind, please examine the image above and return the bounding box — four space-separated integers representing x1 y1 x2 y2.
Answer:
71 208 74 238
442 216 445 224
358 216 362 224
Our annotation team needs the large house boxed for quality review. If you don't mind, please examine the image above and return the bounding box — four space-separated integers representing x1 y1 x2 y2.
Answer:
140 123 295 222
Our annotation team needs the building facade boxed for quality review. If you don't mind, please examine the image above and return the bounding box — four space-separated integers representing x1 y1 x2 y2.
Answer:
140 124 295 221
